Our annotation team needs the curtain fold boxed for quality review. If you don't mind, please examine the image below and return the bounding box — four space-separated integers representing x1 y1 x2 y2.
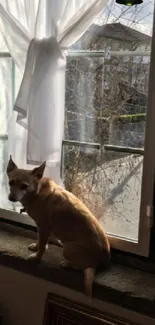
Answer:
0 0 109 185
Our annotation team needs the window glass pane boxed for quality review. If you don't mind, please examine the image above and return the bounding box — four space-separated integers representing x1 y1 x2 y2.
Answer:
0 0 154 244
0 59 22 213
0 58 13 210
64 0 154 241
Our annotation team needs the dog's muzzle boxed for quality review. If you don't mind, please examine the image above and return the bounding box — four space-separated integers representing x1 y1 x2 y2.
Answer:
8 194 18 202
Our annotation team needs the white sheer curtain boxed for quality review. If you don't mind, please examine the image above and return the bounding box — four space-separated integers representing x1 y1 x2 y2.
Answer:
0 0 109 185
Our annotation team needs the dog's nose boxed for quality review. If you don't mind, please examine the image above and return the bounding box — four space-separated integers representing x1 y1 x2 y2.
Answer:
8 194 17 202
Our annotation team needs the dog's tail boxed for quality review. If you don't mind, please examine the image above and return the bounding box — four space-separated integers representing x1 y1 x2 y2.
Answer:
84 267 95 298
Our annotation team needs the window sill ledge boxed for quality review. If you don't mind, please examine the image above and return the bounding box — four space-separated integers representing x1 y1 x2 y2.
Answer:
0 222 155 318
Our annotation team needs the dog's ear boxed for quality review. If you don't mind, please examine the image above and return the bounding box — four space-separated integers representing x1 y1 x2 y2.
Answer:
7 155 18 175
31 161 46 179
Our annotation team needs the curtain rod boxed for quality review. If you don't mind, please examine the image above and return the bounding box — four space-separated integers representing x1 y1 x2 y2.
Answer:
68 50 150 57
0 50 150 59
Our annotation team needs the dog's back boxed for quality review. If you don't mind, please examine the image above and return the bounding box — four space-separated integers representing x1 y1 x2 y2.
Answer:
36 177 111 297
36 178 110 266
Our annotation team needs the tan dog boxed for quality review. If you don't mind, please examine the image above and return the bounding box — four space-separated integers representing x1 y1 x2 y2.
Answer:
7 156 110 297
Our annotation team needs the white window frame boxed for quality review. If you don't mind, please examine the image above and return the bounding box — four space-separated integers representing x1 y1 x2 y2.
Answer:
1 11 155 257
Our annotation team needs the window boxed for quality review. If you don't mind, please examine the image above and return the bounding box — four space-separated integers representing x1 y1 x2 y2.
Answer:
0 0 155 256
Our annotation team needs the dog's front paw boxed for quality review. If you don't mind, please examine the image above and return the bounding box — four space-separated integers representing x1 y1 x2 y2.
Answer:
28 243 48 252
60 260 70 268
28 243 38 252
28 253 41 261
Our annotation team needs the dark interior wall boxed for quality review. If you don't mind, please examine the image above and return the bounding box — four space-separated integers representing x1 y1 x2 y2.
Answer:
0 266 154 325
0 266 77 325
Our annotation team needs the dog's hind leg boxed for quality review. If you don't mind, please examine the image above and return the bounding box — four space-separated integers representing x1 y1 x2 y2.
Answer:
84 267 95 298
49 233 63 248
61 244 96 298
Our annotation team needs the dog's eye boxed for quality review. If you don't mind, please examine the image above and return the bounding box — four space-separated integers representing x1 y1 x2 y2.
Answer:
9 179 15 186
20 183 28 190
